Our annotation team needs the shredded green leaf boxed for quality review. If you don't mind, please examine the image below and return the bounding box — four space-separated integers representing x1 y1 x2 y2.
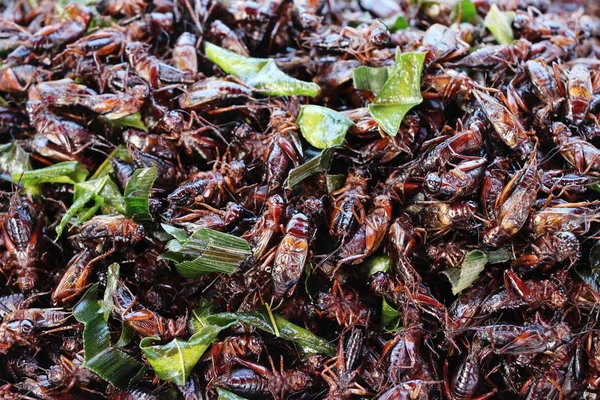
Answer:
217 388 249 400
381 299 402 333
360 254 392 277
12 161 88 194
286 146 338 189
105 112 148 131
102 263 120 320
159 228 252 278
367 51 425 136
73 284 146 389
90 145 132 180
140 324 231 386
0 142 32 182
484 4 514 45
56 175 125 238
200 309 336 356
352 66 392 95
205 42 320 97
456 0 477 23
297 105 354 149
386 15 409 32
326 174 346 193
124 167 157 221
441 248 513 295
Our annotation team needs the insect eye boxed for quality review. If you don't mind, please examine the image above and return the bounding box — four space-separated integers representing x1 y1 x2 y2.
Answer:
19 320 34 334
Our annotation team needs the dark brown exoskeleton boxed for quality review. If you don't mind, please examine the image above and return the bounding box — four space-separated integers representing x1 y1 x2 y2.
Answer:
513 231 581 271
474 89 535 160
0 308 72 353
168 160 245 208
381 323 437 385
322 327 367 399
27 4 92 54
271 213 310 298
422 201 479 237
172 32 198 76
112 284 186 341
449 38 531 71
479 270 566 314
538 169 593 201
0 64 38 93
262 107 303 192
125 42 193 88
480 157 512 221
214 357 312 400
419 23 470 65
445 338 495 400
0 294 25 318
333 193 392 270
421 118 486 172
242 195 285 261
51 249 96 305
475 322 571 355
96 0 149 17
170 202 243 234
178 77 254 111
424 157 487 200
566 64 593 125
330 169 369 244
209 334 264 376
483 151 539 247
525 59 564 130
63 28 127 60
46 354 100 394
314 282 372 328
1 194 47 292
68 215 144 256
377 380 433 400
530 203 600 237
552 122 600 173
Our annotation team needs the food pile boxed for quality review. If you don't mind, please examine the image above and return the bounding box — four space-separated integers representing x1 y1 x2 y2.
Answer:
1 0 600 398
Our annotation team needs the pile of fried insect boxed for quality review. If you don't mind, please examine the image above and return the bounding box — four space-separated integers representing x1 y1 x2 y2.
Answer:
1 0 600 398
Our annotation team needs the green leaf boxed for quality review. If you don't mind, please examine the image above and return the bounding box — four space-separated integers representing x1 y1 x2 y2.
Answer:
12 161 88 189
102 263 120 320
368 51 425 136
161 223 190 242
441 248 513 295
140 324 228 385
297 105 354 149
56 176 125 238
205 42 320 97
160 228 251 278
203 310 335 356
105 112 148 132
286 147 338 189
0 142 31 182
352 66 392 95
456 0 477 22
326 174 346 193
381 299 402 333
73 284 145 389
483 4 514 45
188 299 216 333
360 254 392 277
217 388 249 400
90 145 132 180
387 15 409 32
85 347 146 390
124 167 156 221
